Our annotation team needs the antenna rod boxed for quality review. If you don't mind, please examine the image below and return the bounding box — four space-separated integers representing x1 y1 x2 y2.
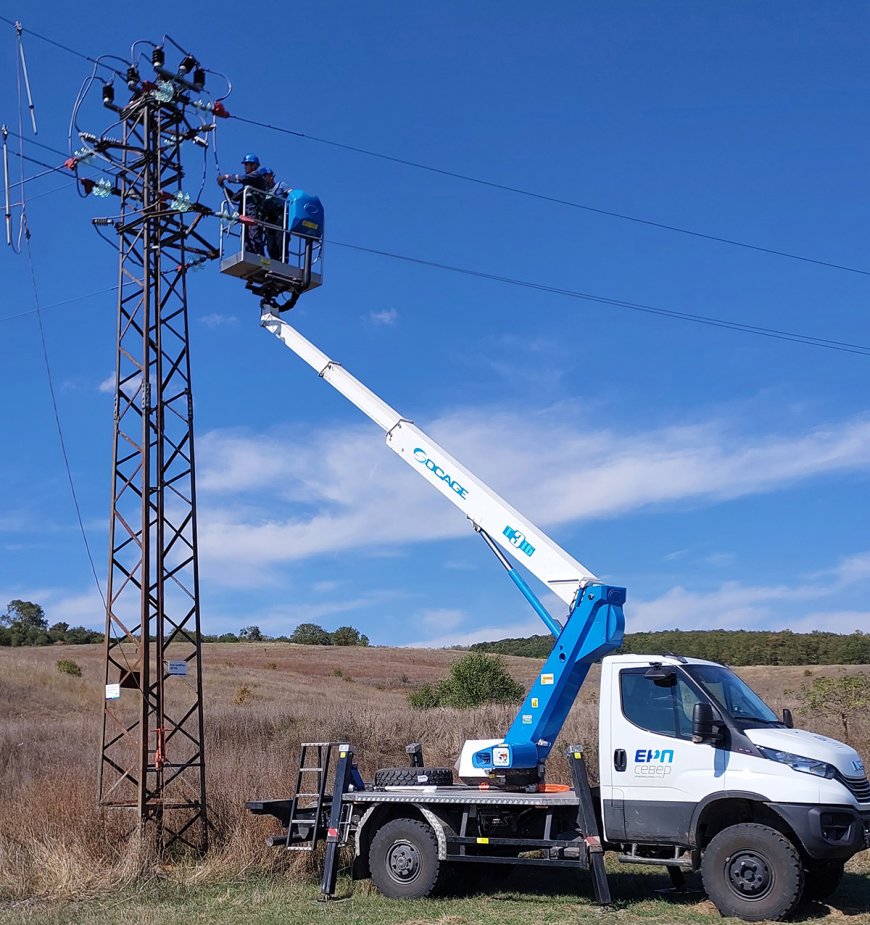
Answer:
2 125 11 246
15 23 38 135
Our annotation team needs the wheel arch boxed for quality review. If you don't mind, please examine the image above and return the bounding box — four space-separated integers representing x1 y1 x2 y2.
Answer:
354 802 455 879
691 792 802 853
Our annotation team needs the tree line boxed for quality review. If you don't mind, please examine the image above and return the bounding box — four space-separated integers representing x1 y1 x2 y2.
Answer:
204 622 369 646
472 628 870 665
0 600 102 647
0 602 369 648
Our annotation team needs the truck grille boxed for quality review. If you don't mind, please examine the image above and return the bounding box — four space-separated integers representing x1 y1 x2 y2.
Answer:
839 774 870 804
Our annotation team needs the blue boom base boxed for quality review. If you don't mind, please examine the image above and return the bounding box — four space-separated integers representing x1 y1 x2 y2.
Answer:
472 584 625 773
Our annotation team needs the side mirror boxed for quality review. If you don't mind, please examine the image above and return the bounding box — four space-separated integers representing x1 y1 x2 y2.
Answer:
692 702 724 743
782 708 794 729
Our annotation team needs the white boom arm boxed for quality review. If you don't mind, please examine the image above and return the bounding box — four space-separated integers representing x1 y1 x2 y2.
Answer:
262 312 599 607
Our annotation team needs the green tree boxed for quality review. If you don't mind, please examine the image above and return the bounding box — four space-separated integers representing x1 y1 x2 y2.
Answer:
64 626 103 644
409 652 524 709
789 670 870 743
330 625 370 647
49 621 70 643
1 600 49 646
239 625 265 642
289 623 331 645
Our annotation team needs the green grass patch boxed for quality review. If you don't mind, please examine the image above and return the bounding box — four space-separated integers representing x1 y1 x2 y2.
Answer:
2 864 868 925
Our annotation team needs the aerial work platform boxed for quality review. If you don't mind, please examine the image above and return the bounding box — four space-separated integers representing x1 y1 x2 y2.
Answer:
219 187 323 311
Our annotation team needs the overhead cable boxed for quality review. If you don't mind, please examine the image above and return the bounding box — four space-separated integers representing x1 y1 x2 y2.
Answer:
233 114 870 280
22 205 107 608
0 285 119 323
3 16 868 280
330 238 870 357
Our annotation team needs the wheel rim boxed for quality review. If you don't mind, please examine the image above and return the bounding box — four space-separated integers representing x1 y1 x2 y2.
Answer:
386 839 421 884
725 850 773 900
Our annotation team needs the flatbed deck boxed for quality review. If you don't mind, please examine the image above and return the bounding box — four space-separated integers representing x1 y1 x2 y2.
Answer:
345 786 580 806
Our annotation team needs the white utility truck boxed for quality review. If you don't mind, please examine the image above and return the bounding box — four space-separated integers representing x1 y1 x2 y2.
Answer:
245 310 869 921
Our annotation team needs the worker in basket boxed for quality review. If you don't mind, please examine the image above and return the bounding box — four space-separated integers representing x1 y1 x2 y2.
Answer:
259 167 291 261
218 153 269 255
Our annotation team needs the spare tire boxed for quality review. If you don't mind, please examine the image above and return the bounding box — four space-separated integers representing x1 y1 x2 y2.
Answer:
374 767 454 788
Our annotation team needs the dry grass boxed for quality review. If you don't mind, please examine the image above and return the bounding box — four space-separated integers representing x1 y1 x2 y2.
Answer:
0 643 868 904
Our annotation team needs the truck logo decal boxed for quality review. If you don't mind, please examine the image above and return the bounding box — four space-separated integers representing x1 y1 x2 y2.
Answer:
413 448 469 499
635 749 674 763
504 526 535 556
853 759 865 774
634 748 674 777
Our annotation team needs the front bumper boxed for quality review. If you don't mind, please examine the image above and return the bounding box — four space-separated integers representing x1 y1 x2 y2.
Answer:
773 803 870 860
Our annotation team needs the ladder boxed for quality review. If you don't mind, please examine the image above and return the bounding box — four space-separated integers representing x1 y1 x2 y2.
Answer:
285 742 336 851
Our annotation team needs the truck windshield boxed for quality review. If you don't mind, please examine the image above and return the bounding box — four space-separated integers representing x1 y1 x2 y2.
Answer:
687 665 780 724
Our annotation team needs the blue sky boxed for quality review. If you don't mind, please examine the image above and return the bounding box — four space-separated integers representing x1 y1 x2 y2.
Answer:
2 3 870 647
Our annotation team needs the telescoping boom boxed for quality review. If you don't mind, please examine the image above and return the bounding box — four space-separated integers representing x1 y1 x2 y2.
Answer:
262 311 625 783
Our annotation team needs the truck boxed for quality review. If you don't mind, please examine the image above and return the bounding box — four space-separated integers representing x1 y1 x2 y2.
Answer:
221 236 868 919
243 312 870 920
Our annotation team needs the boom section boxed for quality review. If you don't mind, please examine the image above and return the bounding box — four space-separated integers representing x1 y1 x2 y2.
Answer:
261 311 598 606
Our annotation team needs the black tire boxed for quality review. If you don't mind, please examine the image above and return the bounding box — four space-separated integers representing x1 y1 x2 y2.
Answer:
802 859 844 902
369 818 441 898
701 823 804 921
374 766 453 788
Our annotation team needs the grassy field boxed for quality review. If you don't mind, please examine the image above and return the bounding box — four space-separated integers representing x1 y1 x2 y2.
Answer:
1 643 868 923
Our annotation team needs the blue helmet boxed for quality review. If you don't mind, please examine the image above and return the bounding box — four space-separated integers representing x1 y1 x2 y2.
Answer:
241 153 260 165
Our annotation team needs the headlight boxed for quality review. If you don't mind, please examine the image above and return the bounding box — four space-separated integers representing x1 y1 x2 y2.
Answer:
758 746 836 779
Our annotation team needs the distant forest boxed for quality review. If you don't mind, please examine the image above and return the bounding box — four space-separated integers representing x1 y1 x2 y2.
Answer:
472 629 870 665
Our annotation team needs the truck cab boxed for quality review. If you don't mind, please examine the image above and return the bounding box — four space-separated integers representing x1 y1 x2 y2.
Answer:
600 653 870 918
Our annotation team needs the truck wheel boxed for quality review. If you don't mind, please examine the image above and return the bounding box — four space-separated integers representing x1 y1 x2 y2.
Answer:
369 818 441 898
374 767 453 788
802 859 844 902
701 823 804 921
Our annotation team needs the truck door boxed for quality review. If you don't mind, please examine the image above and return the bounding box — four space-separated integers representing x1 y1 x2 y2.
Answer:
604 664 724 843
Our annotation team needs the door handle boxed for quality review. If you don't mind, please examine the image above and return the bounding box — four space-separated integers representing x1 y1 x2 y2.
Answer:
614 749 626 772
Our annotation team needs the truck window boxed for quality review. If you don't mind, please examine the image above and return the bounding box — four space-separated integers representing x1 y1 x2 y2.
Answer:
620 668 703 739
687 664 779 723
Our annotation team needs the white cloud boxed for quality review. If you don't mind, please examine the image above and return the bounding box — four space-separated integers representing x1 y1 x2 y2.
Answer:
663 549 690 561
405 616 543 649
0 585 105 629
200 313 238 328
368 308 398 326
630 582 792 633
208 589 405 637
418 608 465 630
705 552 735 567
814 552 870 587
312 580 342 593
194 410 870 581
98 371 143 395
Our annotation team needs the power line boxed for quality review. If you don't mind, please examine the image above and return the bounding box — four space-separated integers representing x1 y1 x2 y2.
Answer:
23 229 107 608
329 239 870 357
0 285 118 323
233 114 870 280
0 14 123 77
2 18 867 281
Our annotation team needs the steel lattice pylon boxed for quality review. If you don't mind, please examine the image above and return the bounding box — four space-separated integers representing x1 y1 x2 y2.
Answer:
97 75 218 852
